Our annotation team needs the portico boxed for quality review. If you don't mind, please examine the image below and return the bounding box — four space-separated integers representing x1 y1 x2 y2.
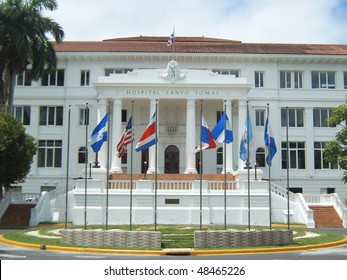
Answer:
93 61 252 175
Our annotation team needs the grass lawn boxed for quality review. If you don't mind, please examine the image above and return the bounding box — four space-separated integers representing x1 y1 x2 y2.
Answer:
3 224 345 249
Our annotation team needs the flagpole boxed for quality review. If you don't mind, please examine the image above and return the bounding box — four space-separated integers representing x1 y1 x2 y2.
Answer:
154 99 158 231
223 101 227 230
105 101 111 230
267 104 272 230
199 99 203 231
172 27 175 60
247 101 251 230
130 100 134 230
64 105 71 229
286 106 291 230
84 103 89 230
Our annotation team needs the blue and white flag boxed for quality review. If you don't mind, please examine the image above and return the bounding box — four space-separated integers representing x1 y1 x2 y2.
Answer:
90 113 108 153
211 112 233 144
264 116 277 166
239 114 253 161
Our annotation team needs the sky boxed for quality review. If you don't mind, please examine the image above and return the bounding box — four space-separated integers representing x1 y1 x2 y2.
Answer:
46 0 347 44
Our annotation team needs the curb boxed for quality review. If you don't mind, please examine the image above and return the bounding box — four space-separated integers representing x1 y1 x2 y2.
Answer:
1 235 347 256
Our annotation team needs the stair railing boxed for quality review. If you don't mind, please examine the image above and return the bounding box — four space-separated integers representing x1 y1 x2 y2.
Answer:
303 193 347 228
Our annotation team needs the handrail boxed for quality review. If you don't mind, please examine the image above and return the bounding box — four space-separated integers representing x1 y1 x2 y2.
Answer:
296 193 315 227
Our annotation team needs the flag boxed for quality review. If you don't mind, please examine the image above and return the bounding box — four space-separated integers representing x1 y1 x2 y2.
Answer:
239 114 253 161
90 113 108 153
116 116 133 158
195 116 216 152
135 112 157 152
167 32 174 46
264 116 277 166
211 112 233 143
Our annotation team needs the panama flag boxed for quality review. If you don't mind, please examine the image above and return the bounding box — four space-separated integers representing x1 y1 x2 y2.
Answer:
195 116 216 152
211 112 233 144
135 112 157 152
239 114 253 161
264 116 277 166
167 32 174 46
89 113 108 153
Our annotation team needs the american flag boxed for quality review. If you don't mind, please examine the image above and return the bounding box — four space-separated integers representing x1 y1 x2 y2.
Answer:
116 116 133 158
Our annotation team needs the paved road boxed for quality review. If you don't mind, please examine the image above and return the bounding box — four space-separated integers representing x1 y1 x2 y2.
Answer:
1 228 347 260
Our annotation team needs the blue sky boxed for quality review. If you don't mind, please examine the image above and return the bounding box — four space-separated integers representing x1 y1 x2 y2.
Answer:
48 0 347 43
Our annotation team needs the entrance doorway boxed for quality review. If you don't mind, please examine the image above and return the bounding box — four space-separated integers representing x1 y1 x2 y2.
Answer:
165 145 179 173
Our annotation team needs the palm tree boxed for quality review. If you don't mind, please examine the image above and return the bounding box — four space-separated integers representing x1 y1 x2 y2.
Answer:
0 0 64 113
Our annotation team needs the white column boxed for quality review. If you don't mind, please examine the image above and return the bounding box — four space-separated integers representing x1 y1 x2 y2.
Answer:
185 99 197 174
305 107 315 177
223 99 234 173
147 99 158 174
111 98 123 173
238 98 247 170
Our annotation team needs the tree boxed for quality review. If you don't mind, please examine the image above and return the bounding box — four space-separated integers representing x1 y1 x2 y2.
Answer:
324 103 347 183
0 0 64 113
0 110 36 196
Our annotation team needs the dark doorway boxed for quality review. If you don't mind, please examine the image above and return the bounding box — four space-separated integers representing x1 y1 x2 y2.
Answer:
141 150 148 174
165 145 179 173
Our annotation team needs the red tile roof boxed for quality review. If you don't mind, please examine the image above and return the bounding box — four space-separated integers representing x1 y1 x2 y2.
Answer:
52 36 347 55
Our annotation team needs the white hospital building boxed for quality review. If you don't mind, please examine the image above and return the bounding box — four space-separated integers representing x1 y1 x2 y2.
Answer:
8 36 347 227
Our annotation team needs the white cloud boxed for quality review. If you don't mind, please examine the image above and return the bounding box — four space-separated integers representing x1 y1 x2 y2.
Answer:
47 0 347 43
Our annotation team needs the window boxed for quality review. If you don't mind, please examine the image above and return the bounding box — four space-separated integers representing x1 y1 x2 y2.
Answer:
217 147 223 165
344 72 347 89
212 69 240 77
79 108 89 125
314 142 338 169
254 71 264 88
311 71 335 89
80 70 90 86
122 109 127 123
38 140 62 168
256 147 266 167
281 108 304 127
281 142 305 169
104 68 132 76
255 109 265 126
313 108 334 127
78 147 87 164
16 70 32 86
280 71 303 89
41 69 65 86
14 106 31 125
40 106 63 126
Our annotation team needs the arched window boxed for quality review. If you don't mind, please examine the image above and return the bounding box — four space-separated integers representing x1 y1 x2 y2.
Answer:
78 147 86 164
256 147 266 167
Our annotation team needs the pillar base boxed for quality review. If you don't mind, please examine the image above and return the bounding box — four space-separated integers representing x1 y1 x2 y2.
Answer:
184 168 198 174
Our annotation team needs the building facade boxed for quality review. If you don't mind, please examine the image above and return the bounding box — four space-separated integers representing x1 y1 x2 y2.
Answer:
13 36 347 205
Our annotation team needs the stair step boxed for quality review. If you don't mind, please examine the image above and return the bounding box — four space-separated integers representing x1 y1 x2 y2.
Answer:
0 204 35 227
309 206 344 228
